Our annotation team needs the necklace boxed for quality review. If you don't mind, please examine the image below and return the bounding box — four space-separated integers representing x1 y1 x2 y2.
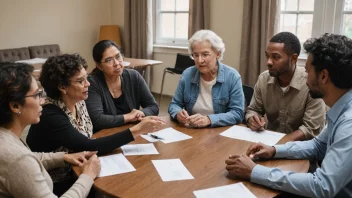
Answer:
106 77 121 93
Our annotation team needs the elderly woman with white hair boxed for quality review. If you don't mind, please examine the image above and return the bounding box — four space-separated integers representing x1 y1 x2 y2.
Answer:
168 30 245 128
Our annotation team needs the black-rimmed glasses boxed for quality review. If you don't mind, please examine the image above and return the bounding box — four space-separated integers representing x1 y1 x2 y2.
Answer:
24 90 45 99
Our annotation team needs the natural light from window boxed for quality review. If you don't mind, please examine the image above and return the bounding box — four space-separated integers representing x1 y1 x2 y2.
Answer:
155 0 189 45
343 0 352 38
279 0 314 48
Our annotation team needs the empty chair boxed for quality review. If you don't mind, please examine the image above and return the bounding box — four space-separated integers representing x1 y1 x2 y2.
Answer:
159 53 195 103
242 85 254 107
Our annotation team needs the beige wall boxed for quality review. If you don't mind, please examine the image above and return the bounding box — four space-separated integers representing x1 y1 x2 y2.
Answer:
0 0 110 69
110 0 125 45
0 0 244 97
209 0 244 71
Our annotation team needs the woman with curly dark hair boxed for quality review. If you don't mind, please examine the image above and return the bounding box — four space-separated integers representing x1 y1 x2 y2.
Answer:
0 62 100 197
27 54 165 196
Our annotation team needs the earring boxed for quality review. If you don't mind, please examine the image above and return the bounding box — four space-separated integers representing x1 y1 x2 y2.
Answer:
17 111 21 116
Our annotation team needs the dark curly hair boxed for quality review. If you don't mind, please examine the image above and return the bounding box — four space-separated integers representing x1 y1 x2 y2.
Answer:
0 62 34 126
40 53 88 99
303 33 352 89
270 32 301 56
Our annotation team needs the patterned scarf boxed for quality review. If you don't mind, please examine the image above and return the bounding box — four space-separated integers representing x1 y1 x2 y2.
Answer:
45 97 93 182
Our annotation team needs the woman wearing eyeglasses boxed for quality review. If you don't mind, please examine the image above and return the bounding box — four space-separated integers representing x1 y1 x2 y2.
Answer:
0 62 101 197
168 30 245 128
85 40 159 132
27 54 165 196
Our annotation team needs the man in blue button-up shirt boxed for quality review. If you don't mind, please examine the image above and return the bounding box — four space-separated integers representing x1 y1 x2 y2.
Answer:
225 33 352 198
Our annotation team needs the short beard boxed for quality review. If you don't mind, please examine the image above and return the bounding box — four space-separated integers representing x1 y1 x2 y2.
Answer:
309 90 324 99
268 59 291 78
269 70 279 77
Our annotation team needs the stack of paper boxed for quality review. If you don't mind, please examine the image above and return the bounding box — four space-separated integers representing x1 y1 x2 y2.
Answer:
98 153 136 177
152 159 194 182
193 183 256 198
220 125 285 146
121 143 159 156
143 127 192 144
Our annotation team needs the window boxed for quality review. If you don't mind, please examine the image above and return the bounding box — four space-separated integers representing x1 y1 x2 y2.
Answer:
279 0 314 48
279 0 352 57
342 0 352 37
154 0 189 46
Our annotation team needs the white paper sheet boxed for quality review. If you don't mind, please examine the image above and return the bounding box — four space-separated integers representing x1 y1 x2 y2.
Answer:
98 153 136 177
16 58 47 64
193 182 256 198
141 134 161 142
220 125 285 146
151 127 192 144
152 159 194 182
123 61 131 66
121 143 159 156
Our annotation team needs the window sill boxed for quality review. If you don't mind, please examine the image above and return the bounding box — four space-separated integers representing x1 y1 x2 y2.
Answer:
153 44 189 54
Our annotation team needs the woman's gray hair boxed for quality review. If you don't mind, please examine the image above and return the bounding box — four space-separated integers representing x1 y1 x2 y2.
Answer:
188 30 225 60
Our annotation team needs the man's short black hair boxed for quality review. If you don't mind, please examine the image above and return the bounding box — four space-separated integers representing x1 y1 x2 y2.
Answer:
304 33 352 89
270 32 301 56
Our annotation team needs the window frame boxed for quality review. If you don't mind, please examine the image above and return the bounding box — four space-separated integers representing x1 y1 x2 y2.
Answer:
279 0 315 36
279 0 351 59
153 0 189 46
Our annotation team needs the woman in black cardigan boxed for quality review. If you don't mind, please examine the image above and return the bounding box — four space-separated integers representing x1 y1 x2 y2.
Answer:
27 54 165 196
85 40 159 132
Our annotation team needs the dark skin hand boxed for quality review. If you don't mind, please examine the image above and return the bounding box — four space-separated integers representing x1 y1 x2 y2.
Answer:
225 143 276 180
246 142 276 159
247 115 265 131
225 154 256 180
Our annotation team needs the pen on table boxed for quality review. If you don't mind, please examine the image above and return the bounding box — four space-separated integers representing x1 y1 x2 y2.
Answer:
149 133 164 140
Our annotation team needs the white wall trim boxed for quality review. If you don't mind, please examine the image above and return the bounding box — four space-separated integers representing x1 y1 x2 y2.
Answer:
153 45 188 54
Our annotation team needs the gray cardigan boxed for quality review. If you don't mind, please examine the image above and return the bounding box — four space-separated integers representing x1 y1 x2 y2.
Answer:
86 69 159 132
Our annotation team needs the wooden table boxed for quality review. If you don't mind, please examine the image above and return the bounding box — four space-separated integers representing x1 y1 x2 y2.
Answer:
73 117 309 198
123 57 162 80
32 63 42 81
124 57 162 69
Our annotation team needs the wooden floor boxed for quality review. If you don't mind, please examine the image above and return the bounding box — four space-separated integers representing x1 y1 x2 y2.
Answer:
152 92 173 117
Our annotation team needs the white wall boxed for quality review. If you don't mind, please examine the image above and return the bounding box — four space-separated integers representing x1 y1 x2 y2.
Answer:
0 0 110 69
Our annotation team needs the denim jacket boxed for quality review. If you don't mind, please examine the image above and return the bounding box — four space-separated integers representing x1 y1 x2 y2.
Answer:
168 62 244 127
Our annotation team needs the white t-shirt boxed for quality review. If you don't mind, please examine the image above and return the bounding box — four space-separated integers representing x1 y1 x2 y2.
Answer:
192 77 217 115
280 86 289 92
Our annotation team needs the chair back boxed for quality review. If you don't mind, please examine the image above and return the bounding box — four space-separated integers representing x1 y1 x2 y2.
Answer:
242 85 254 107
174 53 195 74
